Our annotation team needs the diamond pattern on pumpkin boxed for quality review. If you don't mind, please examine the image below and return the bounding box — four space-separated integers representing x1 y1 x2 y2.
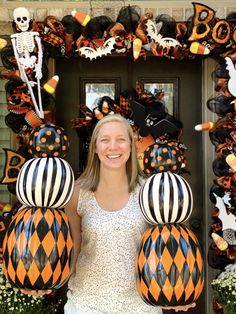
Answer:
3 207 73 290
135 225 204 306
147 248 159 273
149 277 161 300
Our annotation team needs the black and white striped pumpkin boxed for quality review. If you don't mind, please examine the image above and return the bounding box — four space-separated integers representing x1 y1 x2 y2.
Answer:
16 157 74 208
139 172 193 224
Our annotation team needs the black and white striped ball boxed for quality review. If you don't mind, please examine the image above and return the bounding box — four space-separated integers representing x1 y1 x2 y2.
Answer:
16 157 74 208
139 172 193 224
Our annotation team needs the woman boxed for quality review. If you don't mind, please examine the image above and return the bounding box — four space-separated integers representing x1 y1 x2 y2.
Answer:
64 113 162 313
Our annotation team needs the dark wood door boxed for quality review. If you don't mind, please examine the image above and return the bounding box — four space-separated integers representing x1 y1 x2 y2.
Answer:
55 55 204 314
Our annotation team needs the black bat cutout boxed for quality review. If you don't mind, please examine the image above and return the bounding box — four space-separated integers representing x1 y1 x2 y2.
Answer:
130 100 179 138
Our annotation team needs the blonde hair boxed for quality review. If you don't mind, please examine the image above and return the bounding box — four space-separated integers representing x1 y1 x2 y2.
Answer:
77 114 142 192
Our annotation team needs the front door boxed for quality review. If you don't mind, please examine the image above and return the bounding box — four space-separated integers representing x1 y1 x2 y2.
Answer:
56 55 204 314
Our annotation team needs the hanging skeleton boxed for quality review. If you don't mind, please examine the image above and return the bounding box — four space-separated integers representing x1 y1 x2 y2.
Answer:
11 7 44 119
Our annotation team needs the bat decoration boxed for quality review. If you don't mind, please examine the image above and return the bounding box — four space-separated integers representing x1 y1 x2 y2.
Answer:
225 57 236 97
213 192 236 231
146 19 181 48
0 148 26 184
130 100 179 138
78 37 116 60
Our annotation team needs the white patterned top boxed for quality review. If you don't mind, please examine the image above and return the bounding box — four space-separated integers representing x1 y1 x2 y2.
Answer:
67 181 162 314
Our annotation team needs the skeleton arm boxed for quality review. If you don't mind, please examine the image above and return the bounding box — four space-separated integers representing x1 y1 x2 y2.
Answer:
11 34 26 82
34 33 43 80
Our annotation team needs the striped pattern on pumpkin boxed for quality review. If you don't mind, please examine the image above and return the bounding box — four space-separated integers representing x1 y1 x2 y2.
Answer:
16 157 74 208
139 172 193 224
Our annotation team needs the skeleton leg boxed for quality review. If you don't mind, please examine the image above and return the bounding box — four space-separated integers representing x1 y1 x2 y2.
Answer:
37 77 44 119
20 67 43 118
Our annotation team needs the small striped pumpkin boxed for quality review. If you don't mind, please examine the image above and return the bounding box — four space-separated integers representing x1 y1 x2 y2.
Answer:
136 224 204 307
16 157 74 208
3 206 74 290
139 172 193 224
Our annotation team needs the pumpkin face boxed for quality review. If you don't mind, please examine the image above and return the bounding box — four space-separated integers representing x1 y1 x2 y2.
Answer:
28 123 69 158
3 207 74 290
139 172 193 224
16 157 74 208
143 142 183 175
136 224 204 307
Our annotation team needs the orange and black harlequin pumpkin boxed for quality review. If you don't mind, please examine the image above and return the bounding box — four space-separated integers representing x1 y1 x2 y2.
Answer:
0 212 12 264
135 224 204 307
3 206 74 290
28 123 69 158
143 142 183 175
139 172 193 224
16 157 74 208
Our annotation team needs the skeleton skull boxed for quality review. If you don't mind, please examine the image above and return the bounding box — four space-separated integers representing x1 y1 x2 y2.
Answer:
13 7 30 32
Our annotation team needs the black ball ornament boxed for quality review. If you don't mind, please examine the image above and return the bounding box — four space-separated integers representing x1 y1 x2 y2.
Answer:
28 123 69 158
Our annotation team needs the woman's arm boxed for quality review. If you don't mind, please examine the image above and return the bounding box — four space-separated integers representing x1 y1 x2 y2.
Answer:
65 184 82 275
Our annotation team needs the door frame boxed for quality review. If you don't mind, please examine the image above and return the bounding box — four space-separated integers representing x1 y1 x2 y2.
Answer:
202 58 220 314
49 56 217 314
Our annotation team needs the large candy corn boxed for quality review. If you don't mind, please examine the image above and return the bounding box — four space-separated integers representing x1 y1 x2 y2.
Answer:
71 10 91 27
43 75 59 94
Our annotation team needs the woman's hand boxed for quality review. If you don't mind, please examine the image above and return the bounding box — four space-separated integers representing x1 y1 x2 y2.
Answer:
162 302 196 312
20 289 52 296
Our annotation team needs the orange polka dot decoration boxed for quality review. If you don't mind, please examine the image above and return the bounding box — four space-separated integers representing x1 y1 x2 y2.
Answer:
135 224 204 307
3 207 74 290
28 123 69 158
143 142 183 175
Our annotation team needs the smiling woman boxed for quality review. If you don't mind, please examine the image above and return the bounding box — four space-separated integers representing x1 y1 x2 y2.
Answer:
63 114 164 314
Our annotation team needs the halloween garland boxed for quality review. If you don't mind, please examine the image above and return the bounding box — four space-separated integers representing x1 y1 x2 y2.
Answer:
0 1 236 310
194 54 236 311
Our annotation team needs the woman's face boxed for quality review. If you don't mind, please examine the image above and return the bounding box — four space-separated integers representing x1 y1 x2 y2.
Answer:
95 121 131 170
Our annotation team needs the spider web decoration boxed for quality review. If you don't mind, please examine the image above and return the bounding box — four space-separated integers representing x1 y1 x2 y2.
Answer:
89 0 127 19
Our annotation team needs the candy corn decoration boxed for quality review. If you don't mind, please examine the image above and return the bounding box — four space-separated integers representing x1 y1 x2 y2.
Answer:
71 10 91 27
211 232 228 251
133 38 142 61
225 154 236 172
43 75 59 94
190 42 210 55
195 122 214 131
0 38 7 50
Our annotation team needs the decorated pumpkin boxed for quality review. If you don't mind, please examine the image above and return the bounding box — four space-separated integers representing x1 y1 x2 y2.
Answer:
16 157 74 208
143 142 183 174
134 134 155 171
139 172 193 224
3 206 74 290
28 123 69 158
136 224 204 307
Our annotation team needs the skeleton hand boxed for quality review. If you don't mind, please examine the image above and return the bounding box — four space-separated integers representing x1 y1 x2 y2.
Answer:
34 62 42 80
